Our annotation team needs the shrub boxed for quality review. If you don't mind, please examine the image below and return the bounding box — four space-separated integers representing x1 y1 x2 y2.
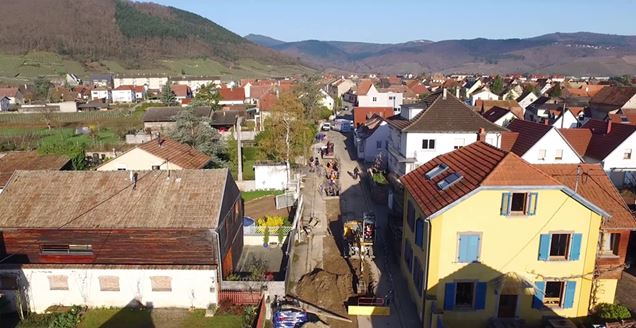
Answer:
372 172 388 185
256 215 286 227
595 303 632 321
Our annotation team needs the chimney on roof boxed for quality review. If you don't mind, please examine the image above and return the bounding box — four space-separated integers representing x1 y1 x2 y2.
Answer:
477 128 486 142
544 119 549 126
607 120 612 134
443 88 447 100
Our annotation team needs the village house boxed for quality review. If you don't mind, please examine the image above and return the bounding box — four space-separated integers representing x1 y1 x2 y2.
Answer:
96 137 211 171
143 107 213 132
560 119 636 186
0 87 24 105
501 119 582 164
353 107 395 128
171 76 221 96
0 169 243 313
0 96 10 111
470 87 499 106
170 85 193 104
91 88 112 102
114 75 169 91
65 74 81 87
218 87 246 106
111 86 136 103
0 151 71 192
588 86 636 120
399 141 633 328
90 73 114 88
516 91 539 111
481 106 518 127
357 79 404 110
328 78 355 99
354 115 390 163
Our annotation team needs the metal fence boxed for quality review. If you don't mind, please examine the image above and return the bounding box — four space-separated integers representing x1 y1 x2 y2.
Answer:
244 226 292 236
275 192 295 209
218 290 262 305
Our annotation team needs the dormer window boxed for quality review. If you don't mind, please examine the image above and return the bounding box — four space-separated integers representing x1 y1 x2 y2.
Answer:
425 164 449 180
437 173 463 190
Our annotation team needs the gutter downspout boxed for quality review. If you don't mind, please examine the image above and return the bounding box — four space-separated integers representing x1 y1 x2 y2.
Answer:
211 229 224 287
424 217 433 327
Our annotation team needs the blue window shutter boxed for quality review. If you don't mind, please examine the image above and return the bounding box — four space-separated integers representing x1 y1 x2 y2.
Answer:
500 193 511 216
532 281 545 309
527 192 538 216
563 281 576 309
415 219 424 247
469 235 481 262
458 235 480 263
538 234 551 261
474 282 487 310
444 283 456 311
569 233 582 261
458 235 468 262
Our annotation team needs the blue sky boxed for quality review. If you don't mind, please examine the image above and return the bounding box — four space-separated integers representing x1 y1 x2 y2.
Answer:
149 0 636 43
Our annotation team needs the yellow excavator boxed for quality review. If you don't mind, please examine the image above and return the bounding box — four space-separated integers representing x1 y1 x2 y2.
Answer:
343 212 376 259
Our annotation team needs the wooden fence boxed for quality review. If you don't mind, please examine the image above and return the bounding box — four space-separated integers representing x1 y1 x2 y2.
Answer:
218 290 262 305
254 295 267 328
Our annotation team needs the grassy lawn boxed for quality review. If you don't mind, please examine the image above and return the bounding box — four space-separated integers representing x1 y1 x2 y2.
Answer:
242 189 285 202
78 308 242 328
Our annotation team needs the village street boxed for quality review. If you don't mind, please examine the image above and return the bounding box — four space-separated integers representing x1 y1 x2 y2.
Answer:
328 130 421 328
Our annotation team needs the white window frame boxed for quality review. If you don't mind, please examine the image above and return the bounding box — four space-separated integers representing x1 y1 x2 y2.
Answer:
555 149 563 161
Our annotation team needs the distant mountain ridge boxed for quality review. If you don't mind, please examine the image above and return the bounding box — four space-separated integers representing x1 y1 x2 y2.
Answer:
245 32 636 75
0 0 309 76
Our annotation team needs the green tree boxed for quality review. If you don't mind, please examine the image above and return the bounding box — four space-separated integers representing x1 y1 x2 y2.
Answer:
257 92 313 178
193 83 221 110
610 75 632 86
548 83 562 98
34 77 51 101
161 84 177 106
490 75 504 95
168 109 228 167
296 75 323 122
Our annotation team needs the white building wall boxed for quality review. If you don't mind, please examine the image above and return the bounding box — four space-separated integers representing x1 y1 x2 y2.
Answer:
91 90 111 101
400 132 501 174
552 110 579 129
115 77 168 90
360 123 390 162
521 129 582 164
518 93 538 110
0 267 218 313
471 90 499 106
254 164 288 190
112 90 135 103
96 148 184 171
621 94 636 110
357 86 404 109
494 112 516 127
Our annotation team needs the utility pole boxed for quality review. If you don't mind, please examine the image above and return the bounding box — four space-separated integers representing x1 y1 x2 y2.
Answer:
236 116 243 181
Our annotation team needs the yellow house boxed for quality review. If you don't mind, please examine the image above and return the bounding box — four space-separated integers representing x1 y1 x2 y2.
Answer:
398 141 629 328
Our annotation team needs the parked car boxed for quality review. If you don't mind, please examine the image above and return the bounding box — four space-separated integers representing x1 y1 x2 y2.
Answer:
321 122 331 131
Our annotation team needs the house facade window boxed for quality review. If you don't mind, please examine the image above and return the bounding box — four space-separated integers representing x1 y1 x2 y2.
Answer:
422 139 436 150
538 233 582 261
414 218 424 247
48 275 69 291
500 192 538 216
99 276 120 292
599 232 621 257
457 233 481 263
533 281 576 309
150 276 172 292
444 281 487 311
151 165 160 170
555 149 563 160
403 240 413 272
538 149 546 161
624 149 632 160
372 97 377 102
407 201 415 231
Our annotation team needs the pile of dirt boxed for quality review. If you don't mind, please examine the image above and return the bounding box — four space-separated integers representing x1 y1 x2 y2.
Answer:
296 268 353 314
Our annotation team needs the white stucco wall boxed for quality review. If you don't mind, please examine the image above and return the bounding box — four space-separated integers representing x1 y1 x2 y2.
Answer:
358 86 404 109
521 129 582 164
518 93 538 110
91 90 111 101
115 77 168 90
112 90 135 103
97 148 184 171
598 132 636 185
552 110 579 129
361 123 390 163
471 90 499 105
493 112 516 127
404 132 501 167
0 267 218 313
254 164 288 190
621 94 636 110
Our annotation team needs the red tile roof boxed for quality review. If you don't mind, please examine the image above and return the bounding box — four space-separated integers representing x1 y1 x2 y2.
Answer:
475 100 524 119
357 79 374 96
219 87 245 102
408 83 429 95
558 128 592 157
138 137 211 169
249 85 273 99
482 106 512 123
0 151 71 187
590 86 636 108
353 107 394 127
258 93 278 111
500 132 519 152
170 85 191 98
116 85 145 93
609 113 636 125
582 119 636 160
0 87 19 98
538 164 636 230
402 142 561 217
505 119 553 156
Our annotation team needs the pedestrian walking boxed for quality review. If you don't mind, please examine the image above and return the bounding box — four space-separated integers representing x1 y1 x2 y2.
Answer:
353 167 360 179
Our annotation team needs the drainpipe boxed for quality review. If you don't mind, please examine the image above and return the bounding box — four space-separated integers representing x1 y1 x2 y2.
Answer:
210 229 224 295
424 217 433 325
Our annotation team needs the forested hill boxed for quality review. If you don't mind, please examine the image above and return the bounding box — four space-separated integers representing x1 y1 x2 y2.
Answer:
0 0 306 71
